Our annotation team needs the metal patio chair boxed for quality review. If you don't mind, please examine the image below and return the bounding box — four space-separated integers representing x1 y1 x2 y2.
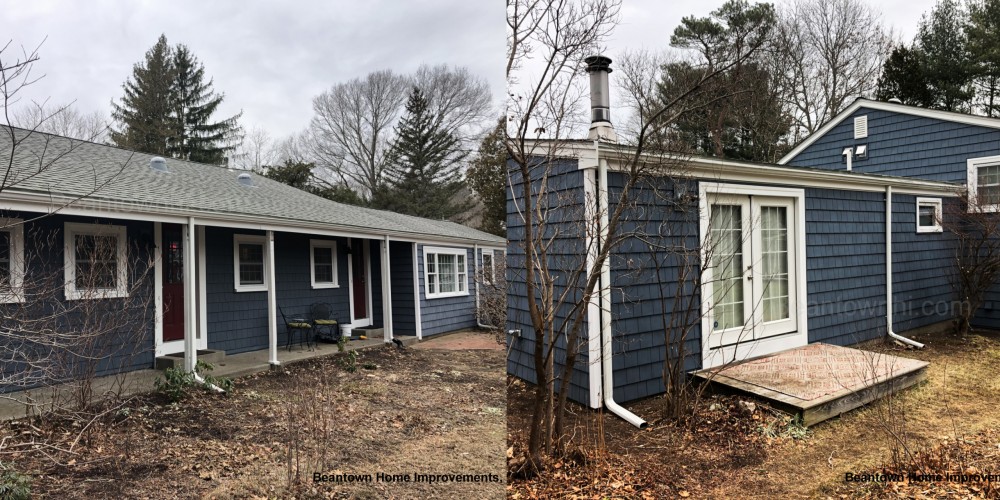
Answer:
279 306 313 351
309 302 340 343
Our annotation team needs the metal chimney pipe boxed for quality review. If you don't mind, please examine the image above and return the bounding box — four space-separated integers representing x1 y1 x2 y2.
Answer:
584 55 617 142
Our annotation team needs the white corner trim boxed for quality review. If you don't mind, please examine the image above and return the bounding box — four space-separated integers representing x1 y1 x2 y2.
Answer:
232 233 268 292
412 242 423 340
698 182 809 369
308 238 339 289
423 245 471 299
915 197 944 233
63 222 129 300
0 218 25 304
582 167 602 408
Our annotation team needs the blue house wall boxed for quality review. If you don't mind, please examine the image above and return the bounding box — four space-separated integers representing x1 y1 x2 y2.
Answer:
785 107 1000 183
389 241 416 335
505 158 591 405
0 211 155 386
417 244 477 336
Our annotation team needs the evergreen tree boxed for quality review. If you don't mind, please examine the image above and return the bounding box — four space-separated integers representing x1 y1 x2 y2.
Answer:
111 35 241 164
968 0 1000 116
466 119 507 237
263 160 366 206
169 45 242 164
374 87 471 220
918 0 975 111
110 35 175 155
875 45 934 106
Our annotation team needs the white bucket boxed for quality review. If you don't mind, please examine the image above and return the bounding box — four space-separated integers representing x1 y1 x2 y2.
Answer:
340 325 353 340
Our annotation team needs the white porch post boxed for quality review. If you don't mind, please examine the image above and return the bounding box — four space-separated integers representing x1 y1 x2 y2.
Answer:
183 218 198 373
267 230 279 366
412 242 422 340
381 236 393 343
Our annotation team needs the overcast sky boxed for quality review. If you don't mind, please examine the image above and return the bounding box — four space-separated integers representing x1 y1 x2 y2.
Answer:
6 0 935 141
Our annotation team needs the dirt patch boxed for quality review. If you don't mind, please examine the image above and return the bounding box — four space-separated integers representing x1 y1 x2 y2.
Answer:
2 345 505 499
411 330 504 351
507 329 1000 498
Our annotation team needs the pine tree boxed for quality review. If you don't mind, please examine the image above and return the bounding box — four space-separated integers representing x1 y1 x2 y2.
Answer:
466 119 507 237
917 0 975 111
374 87 471 219
968 0 1000 116
169 45 242 164
875 45 934 106
111 35 241 164
110 35 175 155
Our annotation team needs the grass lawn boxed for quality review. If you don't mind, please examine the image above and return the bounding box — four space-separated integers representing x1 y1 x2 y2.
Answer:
507 328 1000 499
1 343 506 499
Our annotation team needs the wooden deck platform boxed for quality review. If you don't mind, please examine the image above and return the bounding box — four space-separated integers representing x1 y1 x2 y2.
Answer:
692 343 929 426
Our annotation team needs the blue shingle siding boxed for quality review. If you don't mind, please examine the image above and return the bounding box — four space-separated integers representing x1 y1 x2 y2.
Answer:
0 211 155 387
389 241 416 334
417 244 477 336
787 107 1000 183
205 228 351 354
505 158 591 405
804 189 888 345
891 195 957 331
607 173 700 403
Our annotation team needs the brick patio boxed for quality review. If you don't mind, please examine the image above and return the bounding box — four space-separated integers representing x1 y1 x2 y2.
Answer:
693 343 929 425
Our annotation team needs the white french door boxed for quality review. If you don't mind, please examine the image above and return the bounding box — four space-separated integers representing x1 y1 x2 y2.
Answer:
706 194 798 349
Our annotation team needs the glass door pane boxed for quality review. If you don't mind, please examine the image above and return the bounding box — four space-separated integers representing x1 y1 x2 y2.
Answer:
710 204 745 332
759 206 789 322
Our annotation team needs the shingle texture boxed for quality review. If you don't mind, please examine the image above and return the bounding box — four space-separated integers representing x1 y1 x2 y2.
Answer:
1 127 504 245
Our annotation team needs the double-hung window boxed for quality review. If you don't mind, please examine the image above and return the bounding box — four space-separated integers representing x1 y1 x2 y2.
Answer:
424 247 468 298
0 219 24 303
310 239 338 288
968 156 1000 211
64 222 128 300
234 234 268 292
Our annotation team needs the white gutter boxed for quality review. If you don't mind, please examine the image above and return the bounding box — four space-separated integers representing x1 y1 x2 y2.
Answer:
596 143 647 429
885 185 925 348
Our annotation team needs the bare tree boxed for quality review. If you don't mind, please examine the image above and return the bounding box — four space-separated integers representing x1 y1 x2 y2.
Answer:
944 192 999 335
506 0 773 475
12 103 108 143
308 70 410 198
773 0 893 139
231 125 277 171
413 63 494 140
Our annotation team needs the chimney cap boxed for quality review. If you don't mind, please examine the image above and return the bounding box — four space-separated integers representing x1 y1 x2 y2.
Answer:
584 55 612 73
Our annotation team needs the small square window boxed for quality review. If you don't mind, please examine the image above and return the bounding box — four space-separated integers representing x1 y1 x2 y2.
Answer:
64 222 128 300
916 198 943 233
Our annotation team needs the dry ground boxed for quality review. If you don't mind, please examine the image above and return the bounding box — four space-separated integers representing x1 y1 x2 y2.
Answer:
1 336 506 499
507 328 1000 499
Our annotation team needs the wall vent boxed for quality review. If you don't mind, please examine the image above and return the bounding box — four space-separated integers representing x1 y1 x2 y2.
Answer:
854 115 868 139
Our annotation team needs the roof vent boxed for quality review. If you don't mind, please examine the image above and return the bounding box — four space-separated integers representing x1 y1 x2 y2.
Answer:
149 156 169 173
888 97 902 104
237 172 255 187
853 115 868 139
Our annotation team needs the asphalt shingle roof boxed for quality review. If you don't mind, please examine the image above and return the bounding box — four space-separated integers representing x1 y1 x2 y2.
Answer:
0 127 505 245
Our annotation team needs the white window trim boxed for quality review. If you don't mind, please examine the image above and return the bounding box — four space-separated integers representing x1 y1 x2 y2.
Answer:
424 246 470 299
64 222 128 300
309 239 339 289
967 155 1000 212
0 218 25 303
916 197 943 233
233 234 268 292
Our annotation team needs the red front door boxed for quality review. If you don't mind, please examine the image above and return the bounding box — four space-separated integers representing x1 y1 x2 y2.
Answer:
352 240 367 321
162 223 185 342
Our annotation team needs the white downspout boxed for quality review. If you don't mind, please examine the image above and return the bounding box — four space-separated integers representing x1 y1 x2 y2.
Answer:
885 185 925 348
596 143 647 428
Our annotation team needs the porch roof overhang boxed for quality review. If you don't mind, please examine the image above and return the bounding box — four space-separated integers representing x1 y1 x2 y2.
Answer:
515 139 965 197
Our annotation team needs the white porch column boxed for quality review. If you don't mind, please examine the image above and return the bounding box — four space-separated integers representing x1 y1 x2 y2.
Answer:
183 218 198 373
267 230 279 366
412 242 422 340
382 236 393 343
